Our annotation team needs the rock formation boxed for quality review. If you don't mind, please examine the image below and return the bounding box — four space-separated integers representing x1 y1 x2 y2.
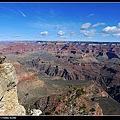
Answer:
0 56 6 64
0 63 26 115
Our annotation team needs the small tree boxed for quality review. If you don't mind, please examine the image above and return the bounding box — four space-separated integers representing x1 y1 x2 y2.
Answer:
24 104 34 115
89 107 95 114
0 56 6 64
76 88 86 98
24 93 29 103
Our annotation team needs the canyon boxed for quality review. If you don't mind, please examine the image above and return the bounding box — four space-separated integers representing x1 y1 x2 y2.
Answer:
0 41 120 115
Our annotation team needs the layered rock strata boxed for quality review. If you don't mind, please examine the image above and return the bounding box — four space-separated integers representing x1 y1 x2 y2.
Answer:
0 63 26 115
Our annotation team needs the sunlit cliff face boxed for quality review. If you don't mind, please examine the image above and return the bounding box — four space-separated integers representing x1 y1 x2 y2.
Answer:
0 63 26 115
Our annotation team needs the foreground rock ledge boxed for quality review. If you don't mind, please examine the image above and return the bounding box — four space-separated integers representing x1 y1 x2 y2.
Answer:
0 63 26 115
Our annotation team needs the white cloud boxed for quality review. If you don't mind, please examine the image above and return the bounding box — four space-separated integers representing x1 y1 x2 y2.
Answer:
60 36 69 38
70 32 77 36
80 22 91 30
40 31 48 35
101 33 109 37
57 30 65 36
80 29 96 37
113 33 120 37
55 25 59 28
18 9 26 17
101 26 118 33
92 22 105 27
117 23 120 28
101 24 120 37
88 14 94 17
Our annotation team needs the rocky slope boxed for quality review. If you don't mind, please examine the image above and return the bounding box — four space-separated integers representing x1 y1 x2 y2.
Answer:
33 83 106 115
0 62 26 115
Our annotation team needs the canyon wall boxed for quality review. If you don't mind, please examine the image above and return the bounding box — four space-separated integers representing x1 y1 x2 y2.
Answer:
0 63 26 115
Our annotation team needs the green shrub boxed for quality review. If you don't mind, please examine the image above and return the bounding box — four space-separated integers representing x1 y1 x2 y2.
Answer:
24 104 34 115
89 108 95 112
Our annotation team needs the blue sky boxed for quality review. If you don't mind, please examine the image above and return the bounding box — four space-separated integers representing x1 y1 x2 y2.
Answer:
0 2 120 42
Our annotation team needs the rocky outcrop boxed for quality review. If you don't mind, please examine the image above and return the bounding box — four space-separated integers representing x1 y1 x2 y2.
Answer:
107 85 120 103
0 63 26 115
30 109 42 116
34 94 60 114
